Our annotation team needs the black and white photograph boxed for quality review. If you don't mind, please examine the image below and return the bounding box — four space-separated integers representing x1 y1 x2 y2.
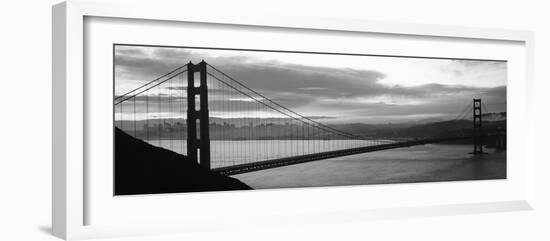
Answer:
114 44 506 195
5 0 550 240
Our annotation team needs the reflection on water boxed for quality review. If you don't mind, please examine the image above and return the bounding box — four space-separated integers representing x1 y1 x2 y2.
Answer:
233 144 506 189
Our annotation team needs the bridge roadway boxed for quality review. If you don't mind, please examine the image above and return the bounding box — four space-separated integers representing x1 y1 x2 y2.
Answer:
212 135 486 176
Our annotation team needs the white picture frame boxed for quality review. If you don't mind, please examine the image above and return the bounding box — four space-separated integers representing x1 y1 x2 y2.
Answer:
52 0 535 240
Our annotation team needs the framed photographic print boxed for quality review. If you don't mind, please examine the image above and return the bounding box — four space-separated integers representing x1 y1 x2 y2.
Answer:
113 44 509 195
52 0 535 240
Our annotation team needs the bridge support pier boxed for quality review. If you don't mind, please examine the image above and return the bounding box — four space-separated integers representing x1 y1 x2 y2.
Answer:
187 61 211 169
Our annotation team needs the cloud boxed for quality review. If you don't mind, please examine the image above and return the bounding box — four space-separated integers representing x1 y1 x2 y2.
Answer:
115 46 195 82
114 46 507 123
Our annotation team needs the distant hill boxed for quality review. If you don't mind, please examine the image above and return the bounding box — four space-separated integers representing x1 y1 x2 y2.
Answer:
115 113 506 140
115 116 331 131
482 112 506 122
327 113 506 139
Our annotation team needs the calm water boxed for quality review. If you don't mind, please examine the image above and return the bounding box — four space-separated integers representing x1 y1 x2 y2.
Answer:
146 140 506 189
147 139 394 168
234 144 506 189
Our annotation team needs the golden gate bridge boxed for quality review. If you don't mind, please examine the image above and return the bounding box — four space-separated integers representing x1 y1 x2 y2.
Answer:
114 61 506 176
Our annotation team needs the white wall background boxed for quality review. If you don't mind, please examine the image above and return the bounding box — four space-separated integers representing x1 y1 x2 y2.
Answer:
0 0 548 240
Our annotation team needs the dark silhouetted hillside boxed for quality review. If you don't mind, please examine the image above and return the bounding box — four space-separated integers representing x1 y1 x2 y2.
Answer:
114 127 252 195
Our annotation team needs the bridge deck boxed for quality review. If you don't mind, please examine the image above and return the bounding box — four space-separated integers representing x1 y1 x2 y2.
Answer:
213 136 474 175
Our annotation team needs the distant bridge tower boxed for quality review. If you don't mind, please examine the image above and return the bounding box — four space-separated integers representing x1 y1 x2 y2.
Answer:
472 98 484 154
187 61 211 169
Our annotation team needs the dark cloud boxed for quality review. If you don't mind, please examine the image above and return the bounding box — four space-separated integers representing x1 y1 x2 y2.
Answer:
114 47 196 82
115 46 507 123
206 63 501 112
114 47 146 56
211 63 386 97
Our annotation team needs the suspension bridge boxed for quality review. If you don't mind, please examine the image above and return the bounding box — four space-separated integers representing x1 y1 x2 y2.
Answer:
114 61 506 176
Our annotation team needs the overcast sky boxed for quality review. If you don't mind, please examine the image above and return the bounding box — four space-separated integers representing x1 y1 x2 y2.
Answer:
114 45 506 124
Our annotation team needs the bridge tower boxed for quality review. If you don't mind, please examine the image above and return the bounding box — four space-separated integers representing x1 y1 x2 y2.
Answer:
187 61 211 169
472 98 484 155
